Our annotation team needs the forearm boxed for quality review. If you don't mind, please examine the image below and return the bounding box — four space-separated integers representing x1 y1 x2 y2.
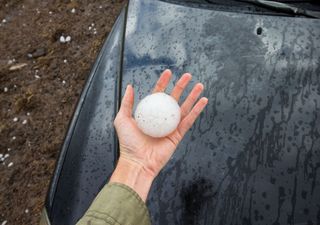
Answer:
109 157 155 202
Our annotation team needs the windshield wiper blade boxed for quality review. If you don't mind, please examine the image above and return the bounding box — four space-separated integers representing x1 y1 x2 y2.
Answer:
240 0 320 18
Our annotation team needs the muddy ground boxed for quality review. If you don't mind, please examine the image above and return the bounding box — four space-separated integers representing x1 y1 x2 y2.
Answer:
0 1 125 224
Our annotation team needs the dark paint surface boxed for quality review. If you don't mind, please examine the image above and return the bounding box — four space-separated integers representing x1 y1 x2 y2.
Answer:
123 0 320 225
47 0 320 224
47 9 125 225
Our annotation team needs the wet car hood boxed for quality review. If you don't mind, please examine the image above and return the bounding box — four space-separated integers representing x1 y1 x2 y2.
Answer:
48 0 320 224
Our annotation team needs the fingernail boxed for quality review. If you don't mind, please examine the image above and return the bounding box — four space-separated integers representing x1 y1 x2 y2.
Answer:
197 83 204 89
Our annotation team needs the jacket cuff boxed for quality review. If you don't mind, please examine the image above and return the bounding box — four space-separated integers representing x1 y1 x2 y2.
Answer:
81 183 151 225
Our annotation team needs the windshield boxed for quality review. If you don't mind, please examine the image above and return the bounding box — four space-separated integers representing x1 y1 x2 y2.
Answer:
162 0 320 16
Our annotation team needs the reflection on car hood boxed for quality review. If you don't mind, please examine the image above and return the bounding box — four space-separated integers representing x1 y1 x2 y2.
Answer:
121 0 320 224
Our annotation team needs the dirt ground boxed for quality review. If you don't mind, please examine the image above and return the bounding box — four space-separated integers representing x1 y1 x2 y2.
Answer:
0 1 125 224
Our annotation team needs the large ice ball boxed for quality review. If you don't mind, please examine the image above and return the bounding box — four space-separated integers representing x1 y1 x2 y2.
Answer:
134 92 181 138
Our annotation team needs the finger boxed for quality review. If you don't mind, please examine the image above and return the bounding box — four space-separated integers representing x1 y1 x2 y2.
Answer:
170 73 192 101
119 84 134 117
178 97 208 137
180 83 204 118
153 69 172 93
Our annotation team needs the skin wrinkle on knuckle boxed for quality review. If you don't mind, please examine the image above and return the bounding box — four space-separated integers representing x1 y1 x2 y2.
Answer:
188 95 197 104
191 108 199 117
166 135 178 146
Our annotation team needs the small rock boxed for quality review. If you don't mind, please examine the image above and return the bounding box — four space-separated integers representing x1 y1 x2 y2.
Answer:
71 8 76 13
8 162 13 167
9 63 28 71
27 48 47 59
13 117 18 122
4 87 8 92
22 119 27 125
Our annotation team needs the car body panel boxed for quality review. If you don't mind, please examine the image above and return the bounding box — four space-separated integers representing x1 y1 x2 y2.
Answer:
122 1 320 225
46 8 126 225
46 0 320 224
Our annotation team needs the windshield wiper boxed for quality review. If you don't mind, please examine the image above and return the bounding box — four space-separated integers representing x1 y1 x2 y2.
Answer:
240 0 320 18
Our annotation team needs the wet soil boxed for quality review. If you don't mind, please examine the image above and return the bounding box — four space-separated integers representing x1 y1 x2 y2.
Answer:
0 1 125 224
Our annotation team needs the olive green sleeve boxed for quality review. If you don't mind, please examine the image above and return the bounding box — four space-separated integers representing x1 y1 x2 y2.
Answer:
76 183 151 225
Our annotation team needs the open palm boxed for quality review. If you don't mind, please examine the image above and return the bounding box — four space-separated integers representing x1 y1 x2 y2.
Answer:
114 69 208 178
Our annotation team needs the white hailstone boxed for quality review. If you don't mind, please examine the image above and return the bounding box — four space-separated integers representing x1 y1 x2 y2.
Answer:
65 36 71 42
71 8 76 13
2 19 7 23
4 87 8 92
4 154 9 158
25 209 29 213
13 117 18 122
49 11 53 15
2 220 7 225
0 154 2 158
63 59 67 63
134 92 181 138
35 75 40 79
27 112 30 116
12 136 16 140
7 148 11 152
59 36 66 43
62 80 66 84
8 162 13 167
22 119 27 124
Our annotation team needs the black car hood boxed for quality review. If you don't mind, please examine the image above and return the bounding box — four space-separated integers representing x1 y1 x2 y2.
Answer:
122 1 320 224
48 0 320 224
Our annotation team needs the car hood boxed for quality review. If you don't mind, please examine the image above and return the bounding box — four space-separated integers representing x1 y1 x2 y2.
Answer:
48 0 320 224
123 1 320 224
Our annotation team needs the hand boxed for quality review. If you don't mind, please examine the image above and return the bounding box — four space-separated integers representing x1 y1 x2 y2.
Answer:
110 69 208 201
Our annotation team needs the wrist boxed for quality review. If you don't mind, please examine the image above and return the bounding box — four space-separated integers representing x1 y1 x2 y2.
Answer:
109 157 155 202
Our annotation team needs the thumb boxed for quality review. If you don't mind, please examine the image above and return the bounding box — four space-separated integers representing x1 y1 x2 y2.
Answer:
119 84 134 117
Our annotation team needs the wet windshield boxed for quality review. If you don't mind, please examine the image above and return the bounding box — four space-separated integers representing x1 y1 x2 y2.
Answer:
162 0 320 16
